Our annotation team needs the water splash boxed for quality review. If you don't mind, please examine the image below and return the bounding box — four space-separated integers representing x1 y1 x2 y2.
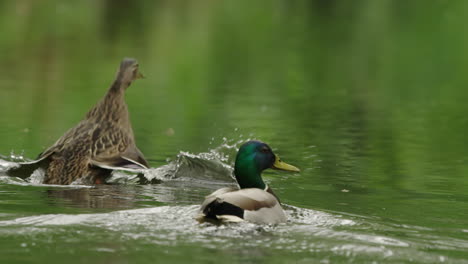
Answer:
0 139 249 186
8 150 26 162
118 137 253 184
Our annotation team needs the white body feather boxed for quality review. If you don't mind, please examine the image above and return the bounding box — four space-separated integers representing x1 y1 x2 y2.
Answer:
198 186 287 224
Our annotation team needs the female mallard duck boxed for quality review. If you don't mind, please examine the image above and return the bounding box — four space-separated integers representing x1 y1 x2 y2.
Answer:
197 140 300 224
14 58 148 185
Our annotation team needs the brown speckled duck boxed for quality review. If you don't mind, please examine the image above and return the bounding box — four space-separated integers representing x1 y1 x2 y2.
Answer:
13 58 148 185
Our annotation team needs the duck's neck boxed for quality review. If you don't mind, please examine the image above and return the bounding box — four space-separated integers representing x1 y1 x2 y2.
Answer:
108 75 131 93
85 79 129 123
106 79 127 100
234 160 266 190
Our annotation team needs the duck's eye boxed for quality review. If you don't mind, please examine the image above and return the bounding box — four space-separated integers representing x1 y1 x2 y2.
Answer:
260 146 270 153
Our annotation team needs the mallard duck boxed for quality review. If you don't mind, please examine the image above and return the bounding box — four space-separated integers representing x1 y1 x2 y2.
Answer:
197 140 300 224
11 58 148 185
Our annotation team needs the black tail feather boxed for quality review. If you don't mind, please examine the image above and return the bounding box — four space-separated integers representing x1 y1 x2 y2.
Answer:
203 198 244 220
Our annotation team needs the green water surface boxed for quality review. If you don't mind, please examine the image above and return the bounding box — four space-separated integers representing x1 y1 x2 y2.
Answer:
1 1 468 263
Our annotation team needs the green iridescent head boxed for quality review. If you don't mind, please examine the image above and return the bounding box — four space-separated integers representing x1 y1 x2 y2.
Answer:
233 140 300 189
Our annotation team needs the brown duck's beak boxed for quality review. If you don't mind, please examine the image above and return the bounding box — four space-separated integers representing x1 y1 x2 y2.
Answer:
136 71 145 79
272 155 300 172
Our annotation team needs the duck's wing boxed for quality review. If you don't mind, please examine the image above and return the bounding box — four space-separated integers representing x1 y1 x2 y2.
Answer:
31 119 148 172
91 138 149 171
17 154 50 165
32 124 146 172
121 145 149 168
90 158 147 173
91 148 148 171
5 122 90 179
199 187 239 210
37 120 96 159
198 188 286 224
197 187 241 222
5 154 52 179
217 188 278 211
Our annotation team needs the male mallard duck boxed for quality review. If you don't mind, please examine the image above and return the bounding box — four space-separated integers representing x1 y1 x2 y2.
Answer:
197 140 300 224
12 58 148 185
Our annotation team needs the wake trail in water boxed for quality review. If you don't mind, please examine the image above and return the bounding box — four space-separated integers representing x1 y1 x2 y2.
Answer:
0 204 463 263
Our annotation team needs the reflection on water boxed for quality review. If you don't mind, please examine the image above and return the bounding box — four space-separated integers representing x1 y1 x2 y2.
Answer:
45 187 138 209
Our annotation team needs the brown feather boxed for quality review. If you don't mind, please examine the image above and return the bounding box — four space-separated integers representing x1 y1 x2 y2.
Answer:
37 58 147 184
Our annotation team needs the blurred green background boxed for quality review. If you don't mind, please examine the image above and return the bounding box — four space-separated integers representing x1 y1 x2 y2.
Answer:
1 0 468 262
2 0 468 193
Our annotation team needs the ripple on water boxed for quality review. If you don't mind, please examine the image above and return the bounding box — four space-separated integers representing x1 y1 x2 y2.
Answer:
0 205 408 249
0 203 465 263
1 144 467 263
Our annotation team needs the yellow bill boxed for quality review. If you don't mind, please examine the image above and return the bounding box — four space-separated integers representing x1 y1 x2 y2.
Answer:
272 155 300 172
